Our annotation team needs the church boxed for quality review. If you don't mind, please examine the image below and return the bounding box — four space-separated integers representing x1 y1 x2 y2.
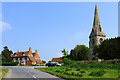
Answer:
89 5 106 60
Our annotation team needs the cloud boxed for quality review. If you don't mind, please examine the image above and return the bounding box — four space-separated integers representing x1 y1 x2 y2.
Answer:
0 21 11 32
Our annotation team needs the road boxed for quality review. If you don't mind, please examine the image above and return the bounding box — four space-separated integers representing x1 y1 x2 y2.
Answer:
2 66 62 80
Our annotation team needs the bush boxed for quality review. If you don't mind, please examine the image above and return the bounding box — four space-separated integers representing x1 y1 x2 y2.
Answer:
63 71 72 75
72 72 83 77
74 73 83 77
62 58 75 65
65 68 72 71
2 62 19 66
80 71 85 73
76 68 81 71
32 64 38 66
55 70 61 72
89 70 106 77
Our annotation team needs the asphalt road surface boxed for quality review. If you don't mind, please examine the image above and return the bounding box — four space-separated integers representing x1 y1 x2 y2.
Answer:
2 66 62 80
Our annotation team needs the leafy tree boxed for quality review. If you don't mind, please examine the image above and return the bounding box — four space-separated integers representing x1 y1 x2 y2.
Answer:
62 57 75 65
42 60 46 63
93 37 120 60
61 49 68 57
69 45 89 61
1 46 13 62
48 61 51 63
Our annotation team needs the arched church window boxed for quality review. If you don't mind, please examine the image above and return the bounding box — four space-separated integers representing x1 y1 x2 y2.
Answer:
100 38 103 44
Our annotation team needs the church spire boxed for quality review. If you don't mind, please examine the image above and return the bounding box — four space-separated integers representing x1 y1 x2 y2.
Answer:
89 5 106 38
93 5 100 27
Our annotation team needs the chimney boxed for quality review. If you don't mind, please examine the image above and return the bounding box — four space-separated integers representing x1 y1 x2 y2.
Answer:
29 47 32 52
35 50 37 53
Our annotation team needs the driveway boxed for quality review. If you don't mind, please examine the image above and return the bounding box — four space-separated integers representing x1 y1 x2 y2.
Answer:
2 66 62 80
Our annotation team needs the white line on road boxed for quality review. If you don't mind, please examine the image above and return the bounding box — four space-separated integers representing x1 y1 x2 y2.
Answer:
33 76 37 78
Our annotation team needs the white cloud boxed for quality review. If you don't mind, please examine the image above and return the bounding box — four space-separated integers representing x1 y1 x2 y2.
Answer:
0 21 11 32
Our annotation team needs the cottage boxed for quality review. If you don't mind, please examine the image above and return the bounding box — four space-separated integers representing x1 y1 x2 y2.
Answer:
11 47 43 66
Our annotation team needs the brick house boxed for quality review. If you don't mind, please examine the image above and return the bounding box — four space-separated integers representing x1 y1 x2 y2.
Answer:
11 47 43 66
51 58 63 63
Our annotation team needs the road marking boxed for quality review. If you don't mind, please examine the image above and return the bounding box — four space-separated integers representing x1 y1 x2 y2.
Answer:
33 76 37 78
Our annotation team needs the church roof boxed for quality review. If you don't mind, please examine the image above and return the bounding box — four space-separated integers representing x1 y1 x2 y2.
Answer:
89 5 106 38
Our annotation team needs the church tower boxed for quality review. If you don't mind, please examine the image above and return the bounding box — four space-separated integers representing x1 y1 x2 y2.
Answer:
89 5 106 60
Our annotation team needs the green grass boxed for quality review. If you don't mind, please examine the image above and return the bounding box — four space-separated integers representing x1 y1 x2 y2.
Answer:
35 65 119 79
0 68 9 80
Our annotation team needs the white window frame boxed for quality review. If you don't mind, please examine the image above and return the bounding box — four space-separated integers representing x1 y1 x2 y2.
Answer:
23 53 25 56
13 58 16 62
27 57 29 60
21 61 25 65
22 57 25 60
18 58 20 60
33 61 36 64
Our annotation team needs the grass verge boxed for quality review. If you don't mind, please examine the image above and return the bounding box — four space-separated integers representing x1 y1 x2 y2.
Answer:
35 65 119 79
0 68 9 80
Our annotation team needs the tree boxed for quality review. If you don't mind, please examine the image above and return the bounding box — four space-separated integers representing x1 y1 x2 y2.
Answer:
42 60 46 63
48 61 51 63
61 49 68 57
69 45 89 61
93 37 120 60
1 46 13 62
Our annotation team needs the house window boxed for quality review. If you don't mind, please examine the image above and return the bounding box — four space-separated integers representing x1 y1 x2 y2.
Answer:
18 58 20 60
21 61 25 65
13 58 16 62
22 57 25 60
33 61 36 64
27 57 29 60
13 58 16 60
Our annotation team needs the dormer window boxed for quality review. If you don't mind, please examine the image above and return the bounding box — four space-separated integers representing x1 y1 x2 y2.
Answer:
15 54 17 56
23 53 25 56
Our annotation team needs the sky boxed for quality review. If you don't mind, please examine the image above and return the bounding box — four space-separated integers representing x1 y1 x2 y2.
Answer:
1 2 118 62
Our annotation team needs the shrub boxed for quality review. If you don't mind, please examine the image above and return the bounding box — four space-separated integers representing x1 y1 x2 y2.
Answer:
89 70 106 77
65 68 72 71
72 72 83 77
80 71 85 73
55 70 61 72
63 71 72 75
75 73 83 77
62 58 75 65
76 68 81 71
2 62 18 66
31 64 38 66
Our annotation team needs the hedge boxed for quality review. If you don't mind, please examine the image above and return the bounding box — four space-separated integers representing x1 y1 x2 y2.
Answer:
2 62 19 66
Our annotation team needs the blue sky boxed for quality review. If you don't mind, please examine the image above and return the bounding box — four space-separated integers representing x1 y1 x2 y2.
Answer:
2 2 118 61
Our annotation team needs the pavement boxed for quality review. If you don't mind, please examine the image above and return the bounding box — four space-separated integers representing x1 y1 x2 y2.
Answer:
2 66 62 80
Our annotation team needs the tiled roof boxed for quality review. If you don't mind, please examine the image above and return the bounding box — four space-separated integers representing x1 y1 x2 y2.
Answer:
51 58 63 63
11 51 43 63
